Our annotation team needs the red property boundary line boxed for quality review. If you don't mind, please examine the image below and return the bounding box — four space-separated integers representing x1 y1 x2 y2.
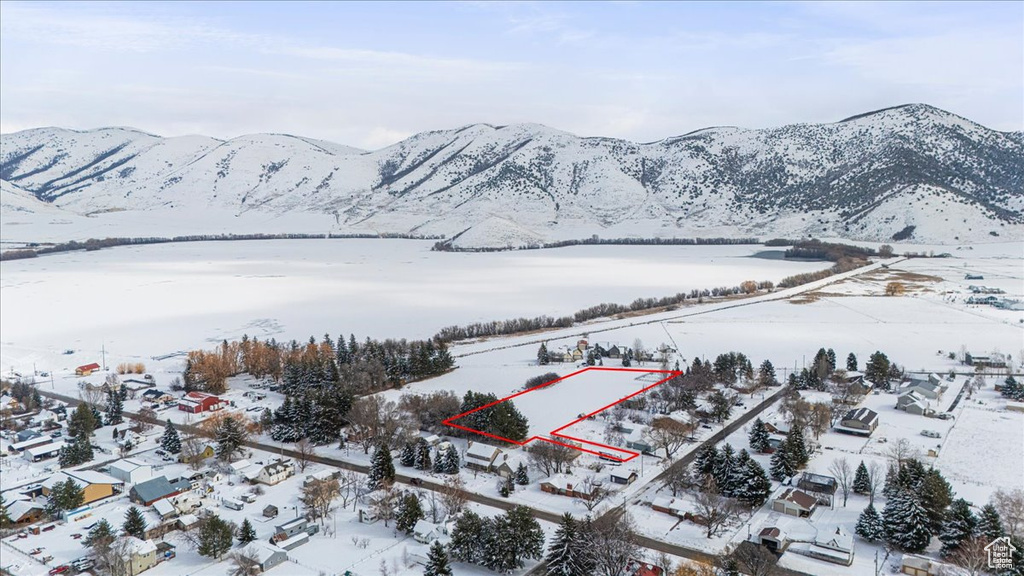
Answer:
442 366 682 463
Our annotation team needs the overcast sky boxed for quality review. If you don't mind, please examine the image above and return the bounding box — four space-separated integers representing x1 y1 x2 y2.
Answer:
1 1 1021 149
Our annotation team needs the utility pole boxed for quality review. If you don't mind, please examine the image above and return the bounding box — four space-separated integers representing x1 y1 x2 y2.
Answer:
102 343 106 371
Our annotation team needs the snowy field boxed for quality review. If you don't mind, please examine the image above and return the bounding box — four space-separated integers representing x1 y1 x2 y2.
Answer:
0 240 833 375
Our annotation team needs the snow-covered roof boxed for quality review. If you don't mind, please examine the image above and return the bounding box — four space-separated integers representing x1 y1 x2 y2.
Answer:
43 470 121 489
541 473 594 491
413 519 442 536
465 442 501 461
178 513 199 527
24 440 64 457
815 525 853 552
230 459 252 472
125 536 157 556
244 542 286 564
152 499 176 517
109 458 151 474
7 499 43 520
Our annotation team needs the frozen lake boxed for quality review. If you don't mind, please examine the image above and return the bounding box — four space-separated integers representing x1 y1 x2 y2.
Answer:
0 239 831 371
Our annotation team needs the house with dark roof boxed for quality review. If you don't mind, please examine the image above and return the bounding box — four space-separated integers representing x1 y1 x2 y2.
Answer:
464 441 503 472
757 526 788 553
177 392 224 414
130 476 183 506
836 407 879 436
772 488 818 517
897 391 931 415
797 472 839 505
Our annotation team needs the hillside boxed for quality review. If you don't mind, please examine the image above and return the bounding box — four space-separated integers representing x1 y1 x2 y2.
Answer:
2 104 1022 247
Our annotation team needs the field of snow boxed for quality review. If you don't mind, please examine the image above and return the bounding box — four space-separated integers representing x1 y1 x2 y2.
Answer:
0 240 832 375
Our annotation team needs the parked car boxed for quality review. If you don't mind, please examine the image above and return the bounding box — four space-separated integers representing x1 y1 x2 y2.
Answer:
29 548 43 555
50 431 62 438
921 430 941 438
71 533 83 540
42 524 56 532
48 565 70 576
155 450 166 456
936 413 954 420
409 478 423 486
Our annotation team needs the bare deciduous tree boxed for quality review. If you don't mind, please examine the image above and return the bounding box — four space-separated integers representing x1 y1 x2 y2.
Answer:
370 481 400 528
337 470 361 511
693 488 740 538
947 536 992 576
808 402 832 439
294 438 315 472
993 488 1024 538
867 461 884 504
645 417 695 459
590 512 642 576
577 476 608 512
300 478 340 527
731 542 779 576
887 438 916 469
229 549 262 576
440 476 469 517
829 457 853 507
179 434 209 471
346 396 403 454
528 442 577 476
662 463 693 497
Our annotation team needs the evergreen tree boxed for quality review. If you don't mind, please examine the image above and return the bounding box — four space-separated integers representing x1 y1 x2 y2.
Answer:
545 513 591 576
238 518 257 545
499 474 515 497
68 403 98 439
416 441 432 471
197 515 234 559
493 506 544 571
104 387 124 425
441 446 460 474
846 352 858 372
883 463 900 500
122 506 147 539
45 478 85 516
856 503 885 542
399 442 416 467
769 445 795 481
449 511 486 564
161 420 181 454
713 444 736 491
826 348 837 373
515 462 529 485
367 443 396 490
736 458 772 507
757 360 777 388
537 343 550 365
939 498 977 558
84 519 115 550
396 494 424 534
785 427 809 469
865 351 891 390
424 540 453 576
90 404 104 429
215 416 246 462
978 503 1005 540
919 468 953 533
884 490 932 553
748 418 771 453
852 461 871 495
693 445 718 479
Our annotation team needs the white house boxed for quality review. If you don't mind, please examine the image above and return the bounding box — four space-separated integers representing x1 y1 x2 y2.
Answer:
108 459 154 485
465 441 503 472
256 460 294 486
412 519 449 544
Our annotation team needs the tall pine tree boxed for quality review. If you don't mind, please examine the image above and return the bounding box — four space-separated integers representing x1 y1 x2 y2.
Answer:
396 494 424 534
939 498 977 558
161 420 181 454
545 513 591 576
424 540 453 576
123 506 147 539
856 503 885 542
884 490 932 553
852 461 871 495
748 418 771 453
977 503 1005 540
105 387 123 425
367 442 396 490
238 518 257 545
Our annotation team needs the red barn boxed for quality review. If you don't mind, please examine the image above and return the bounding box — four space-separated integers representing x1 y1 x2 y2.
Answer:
75 363 101 376
177 391 224 414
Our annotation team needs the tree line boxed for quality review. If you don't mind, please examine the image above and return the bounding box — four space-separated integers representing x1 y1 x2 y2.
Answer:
432 236 760 252
0 232 443 261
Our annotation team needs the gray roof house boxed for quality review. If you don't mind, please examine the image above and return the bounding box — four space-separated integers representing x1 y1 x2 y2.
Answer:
897 391 931 415
244 542 288 572
837 407 879 436
130 476 182 506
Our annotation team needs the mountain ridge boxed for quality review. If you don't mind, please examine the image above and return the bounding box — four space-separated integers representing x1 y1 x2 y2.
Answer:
2 103 1022 247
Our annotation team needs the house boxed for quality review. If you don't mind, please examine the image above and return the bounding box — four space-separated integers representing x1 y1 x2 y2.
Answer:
897 391 931 415
757 527 788 554
177 391 225 414
9 434 51 453
152 499 177 521
836 407 879 436
763 419 791 436
108 459 155 485
124 536 159 575
171 492 201 515
75 363 101 376
606 345 623 359
540 474 600 500
23 440 64 461
493 452 527 479
244 542 289 572
651 495 686 517
303 470 340 487
610 470 638 485
0 394 21 414
141 389 173 404
271 517 318 550
263 505 279 518
805 526 854 566
625 558 664 576
42 470 122 505
797 473 838 499
178 443 215 464
130 476 182 506
464 441 503 472
5 499 44 525
413 519 448 544
30 409 59 427
772 489 818 517
256 460 294 486
903 379 942 400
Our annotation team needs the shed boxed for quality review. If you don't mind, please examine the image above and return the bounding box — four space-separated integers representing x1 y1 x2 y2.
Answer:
610 470 638 485
263 505 279 518
76 363 101 376
177 392 224 414
108 458 155 484
772 488 817 517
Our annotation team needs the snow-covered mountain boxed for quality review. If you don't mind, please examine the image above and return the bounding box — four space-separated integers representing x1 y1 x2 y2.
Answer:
2 104 1022 247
